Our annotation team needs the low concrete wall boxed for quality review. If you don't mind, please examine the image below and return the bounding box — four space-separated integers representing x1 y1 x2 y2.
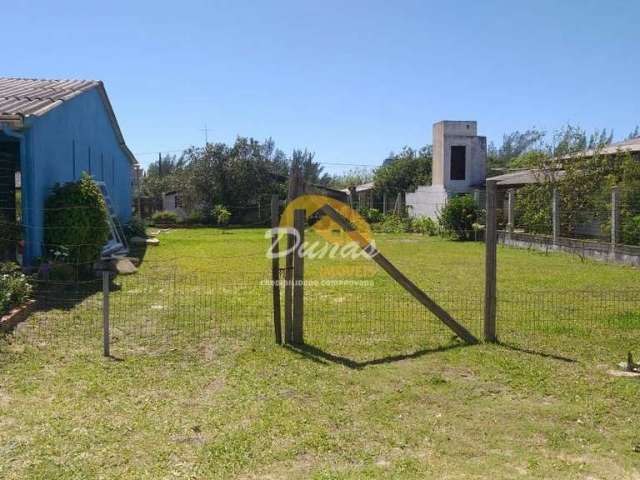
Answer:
498 231 640 267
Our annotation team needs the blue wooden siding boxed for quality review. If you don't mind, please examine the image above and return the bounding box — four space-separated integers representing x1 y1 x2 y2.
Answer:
21 88 133 264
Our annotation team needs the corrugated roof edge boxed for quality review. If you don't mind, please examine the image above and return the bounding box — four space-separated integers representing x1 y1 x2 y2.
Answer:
94 81 138 166
0 77 137 166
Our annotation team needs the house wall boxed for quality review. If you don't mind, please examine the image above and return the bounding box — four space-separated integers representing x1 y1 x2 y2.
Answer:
22 88 133 263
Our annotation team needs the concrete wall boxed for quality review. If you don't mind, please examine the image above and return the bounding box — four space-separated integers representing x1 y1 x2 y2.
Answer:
498 231 640 267
405 185 448 219
431 121 486 192
22 88 133 263
407 120 487 220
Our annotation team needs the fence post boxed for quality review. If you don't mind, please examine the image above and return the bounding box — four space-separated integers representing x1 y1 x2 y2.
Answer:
270 195 282 344
102 270 110 357
284 166 304 344
484 179 497 343
292 209 305 345
506 188 515 234
552 187 560 245
611 185 620 247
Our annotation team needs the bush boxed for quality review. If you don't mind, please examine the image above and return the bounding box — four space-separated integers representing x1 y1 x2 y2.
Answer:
182 210 206 225
151 210 180 225
357 207 384 224
622 215 640 246
124 217 147 238
515 184 553 234
0 262 32 315
438 195 479 241
45 174 110 268
409 216 439 235
212 205 231 226
375 214 411 233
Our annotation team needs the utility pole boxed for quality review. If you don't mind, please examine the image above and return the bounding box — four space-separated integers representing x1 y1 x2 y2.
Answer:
201 124 209 145
158 152 162 177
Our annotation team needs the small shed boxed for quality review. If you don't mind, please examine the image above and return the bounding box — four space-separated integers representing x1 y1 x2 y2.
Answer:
0 78 137 265
162 191 187 219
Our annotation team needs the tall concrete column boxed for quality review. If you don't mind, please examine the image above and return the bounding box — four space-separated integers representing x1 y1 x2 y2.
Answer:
506 189 515 234
552 188 560 245
611 186 620 246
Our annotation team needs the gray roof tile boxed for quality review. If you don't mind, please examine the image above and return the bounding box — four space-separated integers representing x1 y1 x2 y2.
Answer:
0 77 99 116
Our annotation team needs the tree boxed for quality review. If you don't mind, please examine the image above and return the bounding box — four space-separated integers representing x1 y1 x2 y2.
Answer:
328 168 374 189
291 149 331 185
373 146 432 195
487 129 545 174
141 153 186 199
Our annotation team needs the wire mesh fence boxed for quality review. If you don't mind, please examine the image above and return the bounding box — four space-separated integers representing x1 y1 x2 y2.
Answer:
7 256 639 362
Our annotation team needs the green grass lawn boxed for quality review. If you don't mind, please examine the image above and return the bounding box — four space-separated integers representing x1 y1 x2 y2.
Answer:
1 228 639 478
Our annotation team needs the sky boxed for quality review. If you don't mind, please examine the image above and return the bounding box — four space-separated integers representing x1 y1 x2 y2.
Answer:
3 0 639 173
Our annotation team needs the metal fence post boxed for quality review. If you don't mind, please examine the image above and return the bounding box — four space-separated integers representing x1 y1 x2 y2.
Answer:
611 185 620 247
552 187 560 245
102 270 110 357
484 180 497 343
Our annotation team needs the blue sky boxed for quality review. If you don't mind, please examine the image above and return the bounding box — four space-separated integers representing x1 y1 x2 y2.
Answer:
4 0 639 172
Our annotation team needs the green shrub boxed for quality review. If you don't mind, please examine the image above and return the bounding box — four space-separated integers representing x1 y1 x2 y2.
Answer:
182 210 206 225
124 217 147 238
410 216 439 235
0 215 20 255
438 195 479 241
45 174 110 268
213 205 231 226
357 207 384 224
151 210 180 225
0 262 32 314
374 214 411 233
515 184 553 234
622 215 640 246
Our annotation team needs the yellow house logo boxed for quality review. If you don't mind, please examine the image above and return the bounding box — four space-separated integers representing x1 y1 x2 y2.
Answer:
265 194 375 259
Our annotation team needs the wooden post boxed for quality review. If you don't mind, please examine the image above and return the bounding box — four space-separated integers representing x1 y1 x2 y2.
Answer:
319 205 478 344
270 195 282 344
484 180 497 343
284 166 304 344
292 209 305 345
552 187 560 245
611 186 620 247
506 188 515 234
102 270 110 357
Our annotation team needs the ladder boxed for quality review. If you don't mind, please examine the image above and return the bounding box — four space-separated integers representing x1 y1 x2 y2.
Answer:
95 181 129 257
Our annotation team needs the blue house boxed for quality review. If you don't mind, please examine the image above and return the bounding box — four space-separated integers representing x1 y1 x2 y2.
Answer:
0 77 137 265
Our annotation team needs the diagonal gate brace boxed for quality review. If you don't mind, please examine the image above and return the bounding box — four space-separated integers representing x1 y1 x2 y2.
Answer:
319 205 479 345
